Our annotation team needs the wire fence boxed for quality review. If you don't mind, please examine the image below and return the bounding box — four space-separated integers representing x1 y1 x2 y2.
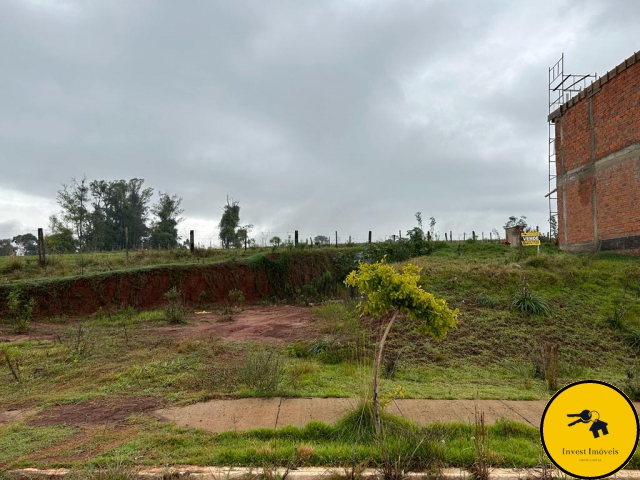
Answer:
2 225 555 257
182 227 553 250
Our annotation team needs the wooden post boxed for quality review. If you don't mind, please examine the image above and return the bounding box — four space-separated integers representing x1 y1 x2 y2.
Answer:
190 230 195 254
489 232 492 241
335 231 338 247
37 228 45 267
463 232 466 241
472 230 476 241
445 232 448 242
482 232 484 241
295 230 298 247
450 231 453 243
368 231 372 244
348 235 351 244
125 227 129 264
399 230 402 240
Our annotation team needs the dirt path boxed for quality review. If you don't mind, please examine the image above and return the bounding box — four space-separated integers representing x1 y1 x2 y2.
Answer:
154 398 554 433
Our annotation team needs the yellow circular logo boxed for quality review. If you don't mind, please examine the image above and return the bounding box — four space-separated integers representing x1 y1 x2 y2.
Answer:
541 380 639 479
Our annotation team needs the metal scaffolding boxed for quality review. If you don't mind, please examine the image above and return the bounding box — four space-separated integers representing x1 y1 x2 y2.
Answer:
548 54 596 237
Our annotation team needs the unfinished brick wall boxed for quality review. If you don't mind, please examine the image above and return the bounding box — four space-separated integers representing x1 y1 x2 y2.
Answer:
551 52 640 253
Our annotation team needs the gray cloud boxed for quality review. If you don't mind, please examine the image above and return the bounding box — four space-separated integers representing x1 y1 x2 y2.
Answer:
0 0 638 243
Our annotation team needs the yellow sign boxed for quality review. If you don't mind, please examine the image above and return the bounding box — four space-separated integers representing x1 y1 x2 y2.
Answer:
540 380 639 479
521 231 540 246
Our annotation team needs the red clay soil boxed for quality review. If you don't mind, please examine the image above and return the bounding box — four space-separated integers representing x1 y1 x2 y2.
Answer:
28 397 162 427
147 305 320 343
0 251 337 318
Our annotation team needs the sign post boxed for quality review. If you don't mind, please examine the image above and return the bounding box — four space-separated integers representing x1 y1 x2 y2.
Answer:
521 231 541 255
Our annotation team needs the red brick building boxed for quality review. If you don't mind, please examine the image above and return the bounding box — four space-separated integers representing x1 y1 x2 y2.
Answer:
549 52 640 253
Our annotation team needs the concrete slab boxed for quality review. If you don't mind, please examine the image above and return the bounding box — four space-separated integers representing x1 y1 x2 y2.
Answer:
154 398 550 433
277 398 357 428
154 397 281 432
154 398 640 434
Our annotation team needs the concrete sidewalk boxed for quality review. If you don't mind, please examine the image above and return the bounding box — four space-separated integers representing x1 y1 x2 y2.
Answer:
154 398 548 433
13 466 640 479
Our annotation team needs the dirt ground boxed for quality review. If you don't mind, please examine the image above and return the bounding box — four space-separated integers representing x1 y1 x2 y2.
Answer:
27 397 162 427
1 305 320 429
144 305 320 342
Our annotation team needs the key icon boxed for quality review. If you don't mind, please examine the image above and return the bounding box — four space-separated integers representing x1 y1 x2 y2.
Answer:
567 409 592 426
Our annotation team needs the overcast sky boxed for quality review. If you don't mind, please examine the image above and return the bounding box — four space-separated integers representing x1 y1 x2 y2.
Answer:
0 0 638 245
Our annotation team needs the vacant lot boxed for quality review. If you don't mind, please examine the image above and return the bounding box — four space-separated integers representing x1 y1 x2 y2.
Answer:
1 241 640 471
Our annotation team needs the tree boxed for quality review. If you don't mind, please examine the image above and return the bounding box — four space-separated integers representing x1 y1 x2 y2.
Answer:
45 215 76 254
270 236 281 247
219 197 240 249
0 239 14 256
344 258 458 435
57 176 90 249
56 177 153 251
504 216 527 229
314 235 330 246
236 224 254 249
415 212 423 230
12 233 38 256
94 179 153 250
150 192 184 249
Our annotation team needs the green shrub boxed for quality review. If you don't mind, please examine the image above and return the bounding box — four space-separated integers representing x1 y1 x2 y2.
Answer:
164 287 187 324
6 290 35 333
285 341 312 358
239 348 284 395
511 284 550 316
317 348 352 365
1 257 24 274
228 288 245 305
607 304 626 330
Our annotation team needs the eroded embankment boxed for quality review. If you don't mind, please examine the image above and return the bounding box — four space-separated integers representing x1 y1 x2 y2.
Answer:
0 250 348 318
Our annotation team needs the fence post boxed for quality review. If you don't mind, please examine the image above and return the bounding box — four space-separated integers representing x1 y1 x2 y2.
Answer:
335 231 338 247
125 227 129 264
450 231 453 243
295 230 299 247
348 235 351 244
445 232 448 242
463 232 466 241
37 228 45 267
190 230 195 254
368 231 372 244
472 231 476 241
489 232 492 241
399 230 402 240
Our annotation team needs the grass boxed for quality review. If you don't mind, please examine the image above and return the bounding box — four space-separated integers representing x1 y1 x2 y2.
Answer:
0 244 361 284
0 410 544 471
1 239 640 470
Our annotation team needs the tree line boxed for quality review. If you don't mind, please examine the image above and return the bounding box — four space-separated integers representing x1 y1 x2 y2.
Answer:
1 177 183 255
